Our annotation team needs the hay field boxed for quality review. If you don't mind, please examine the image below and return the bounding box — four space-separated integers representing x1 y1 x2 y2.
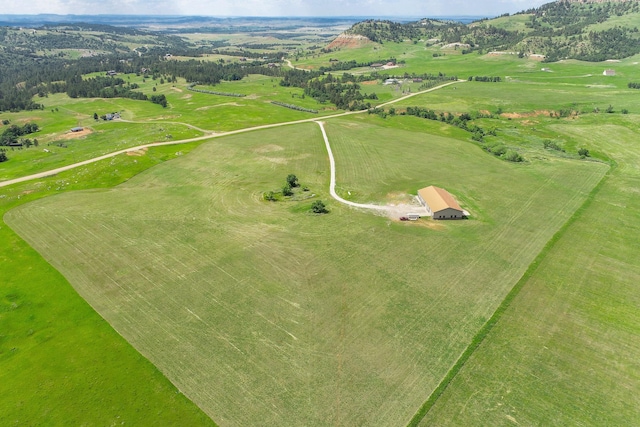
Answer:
6 117 607 426
0 142 218 426
421 117 640 426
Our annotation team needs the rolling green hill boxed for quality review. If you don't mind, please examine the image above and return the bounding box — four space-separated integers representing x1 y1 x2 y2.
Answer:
343 0 640 62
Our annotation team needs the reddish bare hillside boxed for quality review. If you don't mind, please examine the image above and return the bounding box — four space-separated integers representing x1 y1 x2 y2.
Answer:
326 33 372 50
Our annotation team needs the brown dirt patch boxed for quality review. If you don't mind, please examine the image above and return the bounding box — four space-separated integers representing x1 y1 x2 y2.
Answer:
361 80 378 85
326 34 372 50
58 128 93 140
171 87 183 92
181 94 192 99
479 110 492 116
126 147 148 156
501 110 552 119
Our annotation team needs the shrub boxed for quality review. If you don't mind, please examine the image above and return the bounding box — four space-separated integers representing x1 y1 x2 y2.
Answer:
543 140 564 151
311 200 328 214
578 147 590 158
286 174 299 188
504 150 524 162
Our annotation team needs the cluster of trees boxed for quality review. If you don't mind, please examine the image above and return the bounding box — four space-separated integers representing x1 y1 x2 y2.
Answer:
281 71 378 111
186 84 245 97
210 48 285 61
628 82 640 89
318 58 395 72
468 76 502 82
150 94 168 108
403 106 493 140
271 101 318 114
400 106 522 162
65 75 147 100
238 43 299 50
346 20 425 43
264 174 324 211
303 74 378 110
1 122 39 146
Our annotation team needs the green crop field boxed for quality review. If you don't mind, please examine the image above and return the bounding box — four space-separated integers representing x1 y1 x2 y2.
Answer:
419 116 640 426
6 112 607 425
0 142 217 426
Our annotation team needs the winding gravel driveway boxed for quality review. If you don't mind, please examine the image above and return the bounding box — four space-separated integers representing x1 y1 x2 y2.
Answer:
316 121 390 213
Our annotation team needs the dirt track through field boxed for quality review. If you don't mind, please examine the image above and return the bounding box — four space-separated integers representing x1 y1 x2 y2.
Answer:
0 80 464 190
316 121 396 214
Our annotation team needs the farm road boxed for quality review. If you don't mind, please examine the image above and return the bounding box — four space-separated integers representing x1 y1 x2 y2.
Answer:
316 121 390 213
0 80 464 189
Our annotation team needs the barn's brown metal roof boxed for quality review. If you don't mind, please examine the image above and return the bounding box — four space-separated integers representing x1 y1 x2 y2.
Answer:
418 186 462 213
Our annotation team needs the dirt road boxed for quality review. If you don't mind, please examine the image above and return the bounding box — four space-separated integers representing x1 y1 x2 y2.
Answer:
0 80 464 189
316 121 389 213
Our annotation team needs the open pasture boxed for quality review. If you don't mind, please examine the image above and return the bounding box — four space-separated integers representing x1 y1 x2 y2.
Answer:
0 101 203 180
6 115 607 426
421 117 640 426
0 142 217 426
105 73 346 130
393 78 640 115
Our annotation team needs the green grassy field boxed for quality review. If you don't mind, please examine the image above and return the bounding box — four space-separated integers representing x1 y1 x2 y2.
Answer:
0 142 217 426
3 28 640 427
6 113 607 426
419 115 640 426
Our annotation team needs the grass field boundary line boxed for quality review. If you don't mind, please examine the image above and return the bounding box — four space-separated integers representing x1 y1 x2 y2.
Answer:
0 80 464 190
406 160 614 427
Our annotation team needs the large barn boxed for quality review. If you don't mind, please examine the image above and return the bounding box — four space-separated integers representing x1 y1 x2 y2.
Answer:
417 186 464 220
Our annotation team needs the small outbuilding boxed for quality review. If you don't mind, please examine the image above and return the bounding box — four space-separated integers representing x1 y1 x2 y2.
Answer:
71 127 84 132
603 69 616 76
417 185 465 220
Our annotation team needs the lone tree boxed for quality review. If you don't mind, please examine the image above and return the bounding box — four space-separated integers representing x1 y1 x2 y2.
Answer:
93 112 98 120
282 184 293 196
286 174 299 188
311 200 328 214
0 152 8 163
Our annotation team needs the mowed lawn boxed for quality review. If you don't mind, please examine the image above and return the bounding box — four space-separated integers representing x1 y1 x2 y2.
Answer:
420 118 640 425
5 117 607 426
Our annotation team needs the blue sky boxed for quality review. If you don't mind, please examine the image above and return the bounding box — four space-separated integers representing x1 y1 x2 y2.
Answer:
2 0 551 17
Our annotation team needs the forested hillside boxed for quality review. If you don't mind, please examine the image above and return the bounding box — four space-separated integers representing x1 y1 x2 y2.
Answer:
0 24 287 112
343 0 640 61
